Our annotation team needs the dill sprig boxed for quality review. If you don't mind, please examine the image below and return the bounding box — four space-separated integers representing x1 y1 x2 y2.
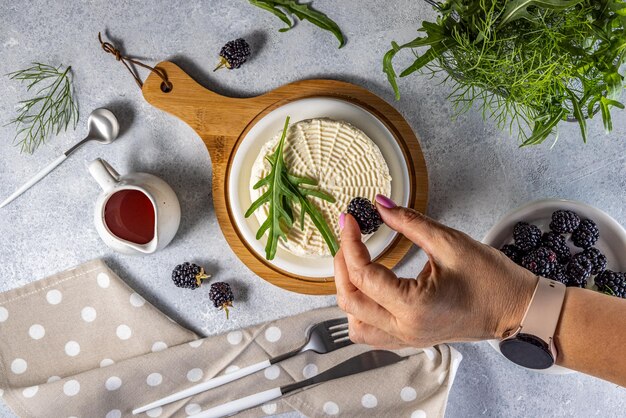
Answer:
7 63 79 154
384 0 626 146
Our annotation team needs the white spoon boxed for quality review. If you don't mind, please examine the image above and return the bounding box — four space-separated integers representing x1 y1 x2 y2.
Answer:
0 108 120 208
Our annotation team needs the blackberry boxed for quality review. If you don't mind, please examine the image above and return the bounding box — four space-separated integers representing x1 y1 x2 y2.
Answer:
541 232 571 264
346 197 383 234
172 262 211 289
566 253 593 284
549 210 580 234
209 282 234 319
513 222 541 252
581 247 607 274
571 219 599 248
547 263 568 284
595 270 626 298
500 244 523 264
566 277 588 288
521 247 557 276
215 38 250 71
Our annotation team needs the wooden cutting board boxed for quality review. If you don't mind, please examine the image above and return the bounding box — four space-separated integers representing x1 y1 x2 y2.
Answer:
142 62 428 295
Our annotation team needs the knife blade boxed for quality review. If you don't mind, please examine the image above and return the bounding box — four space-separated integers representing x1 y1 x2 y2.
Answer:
192 350 405 418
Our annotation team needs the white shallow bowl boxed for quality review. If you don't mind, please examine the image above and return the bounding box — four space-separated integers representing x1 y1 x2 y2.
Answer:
482 199 626 374
228 97 410 278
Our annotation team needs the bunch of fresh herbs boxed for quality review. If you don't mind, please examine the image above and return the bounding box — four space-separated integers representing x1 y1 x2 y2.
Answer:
384 0 626 145
245 116 339 260
248 0 345 48
7 63 79 154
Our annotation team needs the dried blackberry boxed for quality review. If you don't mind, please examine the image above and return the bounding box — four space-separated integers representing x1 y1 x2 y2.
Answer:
346 197 383 234
566 253 593 284
500 244 523 264
549 210 581 234
513 222 541 252
541 232 571 264
581 247 607 275
209 282 234 319
571 219 599 249
215 38 250 71
521 247 557 276
595 270 626 298
171 262 211 289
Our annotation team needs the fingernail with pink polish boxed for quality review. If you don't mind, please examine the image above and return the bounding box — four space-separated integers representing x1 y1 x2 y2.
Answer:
375 194 397 209
339 212 346 230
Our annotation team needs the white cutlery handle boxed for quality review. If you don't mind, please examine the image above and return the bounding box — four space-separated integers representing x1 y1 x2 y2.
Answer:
132 359 272 415
0 154 67 208
194 387 283 418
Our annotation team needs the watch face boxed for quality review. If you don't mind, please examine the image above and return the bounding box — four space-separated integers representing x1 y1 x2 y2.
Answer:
499 333 554 369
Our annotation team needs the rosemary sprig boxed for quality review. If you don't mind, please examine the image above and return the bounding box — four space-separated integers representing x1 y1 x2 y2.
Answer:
248 0 345 48
7 63 79 154
245 116 339 260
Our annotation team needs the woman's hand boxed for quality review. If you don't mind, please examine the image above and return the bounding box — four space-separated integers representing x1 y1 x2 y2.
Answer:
334 195 538 348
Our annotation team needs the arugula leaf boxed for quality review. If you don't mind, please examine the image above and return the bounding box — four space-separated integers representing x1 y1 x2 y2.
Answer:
499 0 584 27
245 116 339 260
248 0 345 48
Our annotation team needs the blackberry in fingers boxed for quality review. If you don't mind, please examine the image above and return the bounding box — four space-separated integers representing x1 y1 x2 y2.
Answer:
347 197 383 235
549 210 580 234
541 232 571 264
521 247 557 276
172 262 211 289
500 244 524 264
513 222 541 252
209 282 234 319
581 247 607 274
572 219 599 249
215 38 250 71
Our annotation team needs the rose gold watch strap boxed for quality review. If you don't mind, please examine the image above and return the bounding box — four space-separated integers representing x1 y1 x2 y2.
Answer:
518 276 566 353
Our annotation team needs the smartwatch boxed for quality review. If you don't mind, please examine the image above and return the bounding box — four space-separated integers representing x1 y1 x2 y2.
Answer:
499 276 566 369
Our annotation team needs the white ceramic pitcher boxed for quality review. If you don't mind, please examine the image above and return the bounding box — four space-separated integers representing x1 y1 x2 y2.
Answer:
88 158 181 255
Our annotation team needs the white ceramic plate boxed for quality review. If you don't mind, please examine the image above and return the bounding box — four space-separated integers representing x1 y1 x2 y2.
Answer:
482 198 626 374
228 97 410 278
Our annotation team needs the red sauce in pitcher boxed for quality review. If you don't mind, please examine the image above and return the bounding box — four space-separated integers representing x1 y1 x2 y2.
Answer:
104 189 155 245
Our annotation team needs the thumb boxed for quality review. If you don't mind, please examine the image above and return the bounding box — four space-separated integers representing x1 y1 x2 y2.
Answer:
374 194 447 254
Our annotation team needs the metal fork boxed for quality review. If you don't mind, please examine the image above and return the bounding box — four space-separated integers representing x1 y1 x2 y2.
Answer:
132 317 351 415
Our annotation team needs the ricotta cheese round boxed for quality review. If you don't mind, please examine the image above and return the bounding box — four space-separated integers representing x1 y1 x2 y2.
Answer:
250 118 392 257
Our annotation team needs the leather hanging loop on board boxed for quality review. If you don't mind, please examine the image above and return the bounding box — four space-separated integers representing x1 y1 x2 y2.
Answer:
97 32 172 92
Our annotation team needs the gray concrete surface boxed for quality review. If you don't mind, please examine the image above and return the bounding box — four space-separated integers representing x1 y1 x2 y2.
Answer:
1 0 625 417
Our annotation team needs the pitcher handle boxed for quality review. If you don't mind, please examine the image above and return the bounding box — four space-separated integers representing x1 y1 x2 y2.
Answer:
89 158 120 192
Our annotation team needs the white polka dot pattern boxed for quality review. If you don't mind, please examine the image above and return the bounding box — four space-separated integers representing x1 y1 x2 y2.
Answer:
147 373 163 387
116 324 132 340
151 341 167 352
81 306 97 322
323 401 339 415
65 341 80 357
224 365 240 374
188 340 203 348
264 326 281 342
185 403 202 416
22 386 39 398
146 407 162 417
63 380 80 396
11 358 27 374
261 403 277 414
46 289 62 305
411 410 427 418
105 410 122 418
227 330 243 345
97 272 111 288
401 386 417 402
264 365 280 380
361 393 378 408
100 359 114 368
187 368 203 382
47 376 61 383
0 306 8 322
130 293 145 307
105 376 122 391
28 324 45 340
302 363 318 379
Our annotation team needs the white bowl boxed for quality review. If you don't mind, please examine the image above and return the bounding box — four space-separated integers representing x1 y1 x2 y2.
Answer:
228 97 410 278
482 199 626 374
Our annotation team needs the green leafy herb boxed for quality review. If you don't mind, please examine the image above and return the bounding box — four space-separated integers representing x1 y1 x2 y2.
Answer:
384 0 626 146
245 116 339 260
249 0 345 48
7 63 79 154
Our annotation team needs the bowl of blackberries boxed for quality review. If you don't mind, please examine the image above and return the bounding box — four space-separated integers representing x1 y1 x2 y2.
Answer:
483 199 626 374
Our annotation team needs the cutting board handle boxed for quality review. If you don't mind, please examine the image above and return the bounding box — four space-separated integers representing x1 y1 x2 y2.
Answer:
142 62 264 145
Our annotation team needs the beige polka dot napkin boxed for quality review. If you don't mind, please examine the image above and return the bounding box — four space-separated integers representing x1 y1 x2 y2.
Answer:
0 259 461 418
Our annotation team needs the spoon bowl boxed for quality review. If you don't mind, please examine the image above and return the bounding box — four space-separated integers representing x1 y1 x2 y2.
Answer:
87 108 120 144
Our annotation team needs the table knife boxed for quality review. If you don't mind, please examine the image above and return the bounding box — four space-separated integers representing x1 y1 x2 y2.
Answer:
191 350 405 418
